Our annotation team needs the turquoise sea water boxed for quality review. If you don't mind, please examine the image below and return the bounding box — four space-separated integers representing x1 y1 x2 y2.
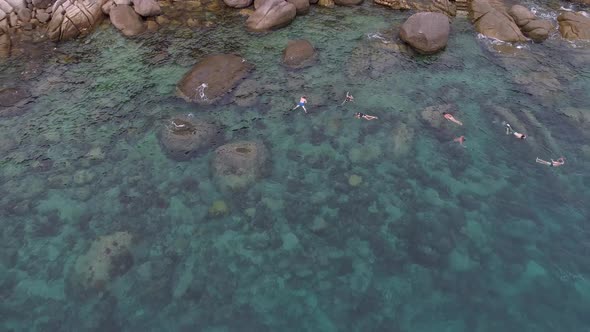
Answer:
1 2 590 331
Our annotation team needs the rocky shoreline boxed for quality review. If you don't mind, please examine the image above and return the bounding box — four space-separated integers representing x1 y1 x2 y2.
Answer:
1 0 589 58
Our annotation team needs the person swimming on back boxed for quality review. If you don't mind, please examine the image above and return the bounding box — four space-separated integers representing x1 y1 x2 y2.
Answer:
442 112 463 126
355 112 378 120
342 92 354 105
505 123 527 140
292 96 308 113
536 157 565 167
453 135 466 147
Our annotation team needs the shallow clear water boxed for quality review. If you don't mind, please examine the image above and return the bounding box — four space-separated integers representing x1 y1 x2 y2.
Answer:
1 2 590 331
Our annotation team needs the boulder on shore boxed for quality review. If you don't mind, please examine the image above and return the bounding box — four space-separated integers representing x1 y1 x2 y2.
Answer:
109 4 146 36
224 0 253 8
400 12 450 54
558 12 590 40
374 0 455 17
177 54 253 104
246 0 296 32
47 0 105 41
212 140 269 191
158 115 219 161
132 0 161 16
508 5 552 42
470 0 526 42
282 39 316 68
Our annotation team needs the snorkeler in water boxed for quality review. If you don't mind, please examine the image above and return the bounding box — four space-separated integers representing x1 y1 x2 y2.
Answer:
292 96 308 113
342 92 354 105
453 135 466 147
355 112 378 120
536 157 565 167
442 112 463 126
505 123 527 140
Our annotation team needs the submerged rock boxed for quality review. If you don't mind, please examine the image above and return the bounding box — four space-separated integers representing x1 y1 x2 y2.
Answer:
212 140 268 191
400 12 450 54
177 54 253 104
69 232 134 291
109 4 146 36
246 0 296 32
47 0 105 41
0 87 29 107
508 5 552 42
470 0 526 42
558 12 590 40
158 115 219 161
282 39 316 68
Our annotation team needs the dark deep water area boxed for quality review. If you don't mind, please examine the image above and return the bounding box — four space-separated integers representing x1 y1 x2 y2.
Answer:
1 1 590 331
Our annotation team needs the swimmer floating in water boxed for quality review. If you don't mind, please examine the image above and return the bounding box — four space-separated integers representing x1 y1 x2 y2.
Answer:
453 135 466 147
505 123 527 140
442 112 463 126
171 121 186 129
292 96 308 113
536 157 565 167
342 92 354 105
355 112 378 121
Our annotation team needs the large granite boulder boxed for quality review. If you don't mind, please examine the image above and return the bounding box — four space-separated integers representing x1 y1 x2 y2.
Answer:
508 5 552 42
470 0 526 42
177 54 253 104
282 39 316 68
212 141 268 191
47 0 105 41
334 0 362 6
109 4 145 36
374 0 455 17
246 0 296 32
287 0 308 14
558 12 590 40
224 0 252 8
158 115 219 161
132 0 160 16
69 232 133 291
400 12 450 54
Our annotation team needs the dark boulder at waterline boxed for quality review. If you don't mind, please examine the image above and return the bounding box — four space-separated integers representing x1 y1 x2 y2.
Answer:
246 0 296 32
47 0 105 41
159 115 219 161
109 4 146 36
287 0 309 14
177 54 253 104
558 12 590 40
400 12 450 54
212 140 269 191
508 5 552 42
282 39 316 68
470 0 526 42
